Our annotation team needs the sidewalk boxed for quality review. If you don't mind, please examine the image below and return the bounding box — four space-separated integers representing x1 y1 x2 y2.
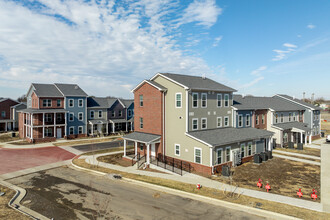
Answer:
273 150 320 160
80 152 323 212
273 154 320 166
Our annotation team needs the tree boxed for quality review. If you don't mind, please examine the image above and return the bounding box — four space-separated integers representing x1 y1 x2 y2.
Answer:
17 94 27 103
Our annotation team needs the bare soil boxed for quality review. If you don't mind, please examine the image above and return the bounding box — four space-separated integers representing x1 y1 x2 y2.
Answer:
212 158 320 202
275 147 321 157
274 152 320 162
321 121 330 135
98 153 132 167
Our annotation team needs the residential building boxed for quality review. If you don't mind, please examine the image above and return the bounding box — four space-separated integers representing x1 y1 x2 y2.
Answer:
123 73 273 175
109 99 134 133
0 98 20 132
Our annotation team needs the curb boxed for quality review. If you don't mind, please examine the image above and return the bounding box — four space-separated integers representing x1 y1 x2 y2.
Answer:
70 159 299 220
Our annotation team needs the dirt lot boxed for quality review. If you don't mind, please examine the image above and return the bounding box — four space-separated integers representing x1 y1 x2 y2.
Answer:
212 158 320 202
98 153 132 167
275 147 321 157
322 121 330 135
0 185 30 220
8 167 265 220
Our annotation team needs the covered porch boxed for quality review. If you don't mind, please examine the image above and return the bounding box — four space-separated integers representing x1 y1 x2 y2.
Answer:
88 119 109 136
274 122 311 147
109 118 133 133
0 119 15 132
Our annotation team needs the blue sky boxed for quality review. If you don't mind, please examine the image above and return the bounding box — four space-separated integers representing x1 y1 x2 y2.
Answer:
0 0 329 100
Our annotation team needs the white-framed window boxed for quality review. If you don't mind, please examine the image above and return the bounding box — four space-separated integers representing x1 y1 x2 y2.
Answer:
43 99 52 107
68 99 74 107
90 110 94 119
262 115 265 124
44 128 53 137
217 94 222 108
78 99 83 107
255 114 259 125
226 146 231 162
98 110 102 118
69 112 74 121
194 147 202 164
45 113 52 122
246 114 250 127
128 109 132 117
57 99 61 107
175 144 180 156
111 111 115 117
175 93 182 108
216 148 223 164
78 126 83 134
201 118 207 129
289 113 292 122
281 114 284 123
139 95 143 107
69 127 74 135
192 93 198 108
224 94 229 107
217 117 222 128
201 93 207 108
241 143 245 158
224 116 229 127
293 112 296 121
275 114 278 123
56 113 62 122
192 118 198 130
238 115 243 127
119 110 122 117
140 117 143 129
1 111 5 118
78 112 83 121
248 142 252 156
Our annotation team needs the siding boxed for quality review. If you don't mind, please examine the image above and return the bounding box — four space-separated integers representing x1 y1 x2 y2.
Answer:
66 97 87 135
235 110 252 128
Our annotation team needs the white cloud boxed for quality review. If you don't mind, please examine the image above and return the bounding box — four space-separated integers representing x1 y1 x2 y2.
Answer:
239 76 264 89
307 24 316 29
212 36 222 47
251 66 267 76
0 0 220 98
272 43 298 61
283 43 297 48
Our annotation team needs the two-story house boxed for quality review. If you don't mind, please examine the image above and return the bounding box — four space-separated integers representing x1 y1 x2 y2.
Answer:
123 73 273 175
0 98 20 132
109 99 134 133
18 83 88 143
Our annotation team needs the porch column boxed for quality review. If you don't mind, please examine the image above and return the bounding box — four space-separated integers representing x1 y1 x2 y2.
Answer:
112 122 115 133
280 131 283 148
135 141 137 156
305 133 307 145
131 122 133 131
42 113 45 138
268 138 272 151
91 123 94 136
30 114 33 140
25 113 27 137
147 143 150 165
5 122 7 132
106 122 108 134
64 112 67 137
54 113 56 138
300 132 303 144
126 122 128 132
296 132 299 144
13 121 15 130
309 135 312 144
124 139 127 157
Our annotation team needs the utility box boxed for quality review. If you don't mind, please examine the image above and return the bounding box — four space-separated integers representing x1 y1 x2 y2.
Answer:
222 165 231 177
297 143 303 150
254 154 262 164
11 132 16 137
260 152 268 161
288 142 294 149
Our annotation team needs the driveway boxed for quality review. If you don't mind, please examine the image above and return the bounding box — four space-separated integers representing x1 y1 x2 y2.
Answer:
8 166 266 220
72 139 134 153
0 146 75 175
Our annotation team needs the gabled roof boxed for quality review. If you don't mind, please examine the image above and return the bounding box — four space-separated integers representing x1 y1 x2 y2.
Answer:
233 95 305 111
132 79 167 92
187 127 273 147
0 98 19 104
87 97 117 108
274 94 322 110
272 121 311 132
152 73 237 92
120 99 134 108
123 132 161 143
31 83 64 97
54 83 88 97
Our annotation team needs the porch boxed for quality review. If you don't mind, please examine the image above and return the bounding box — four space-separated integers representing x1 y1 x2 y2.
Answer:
274 122 311 148
109 118 133 134
88 119 109 136
0 119 15 132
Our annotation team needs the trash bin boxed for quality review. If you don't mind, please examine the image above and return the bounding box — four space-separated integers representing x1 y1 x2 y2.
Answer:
254 154 262 164
288 142 294 149
297 143 303 150
222 165 231 177
321 132 325 137
266 151 273 159
260 152 268 161
11 132 15 137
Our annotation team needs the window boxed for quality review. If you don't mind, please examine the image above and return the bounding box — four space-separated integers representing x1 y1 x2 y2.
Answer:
192 93 198 108
69 113 74 121
43 99 52 107
217 117 222 128
1 111 5 118
255 114 259 125
78 126 83 134
289 113 292 122
175 93 182 108
224 94 229 107
226 147 231 162
45 113 52 122
57 99 61 107
140 143 144 151
293 113 296 121
241 144 245 158
238 115 243 127
275 114 278 123
262 115 265 124
111 111 115 117
69 99 74 107
217 148 222 164
224 116 229 127
90 111 94 119
44 128 52 137
201 93 207 108
56 114 62 122
78 99 83 107
69 127 74 135
119 110 122 117
78 112 83 121
139 95 143 107
128 109 132 117
246 115 250 126
192 118 198 130
175 144 180 156
201 118 207 129
140 117 143 129
281 114 284 123
98 110 102 118
217 94 222 107
194 148 202 164
248 142 252 156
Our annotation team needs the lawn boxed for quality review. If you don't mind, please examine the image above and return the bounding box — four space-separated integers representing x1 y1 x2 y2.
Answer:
0 132 20 143
98 153 132 167
321 121 330 135
53 136 121 147
73 159 329 220
212 158 320 202
274 147 321 157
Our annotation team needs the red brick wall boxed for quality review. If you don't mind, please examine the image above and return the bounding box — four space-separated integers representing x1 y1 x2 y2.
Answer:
311 134 321 141
0 99 18 120
31 92 38 109
18 112 24 138
39 97 64 109
254 109 267 129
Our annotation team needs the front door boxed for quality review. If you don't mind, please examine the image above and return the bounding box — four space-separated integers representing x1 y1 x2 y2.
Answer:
56 128 62 138
150 144 156 157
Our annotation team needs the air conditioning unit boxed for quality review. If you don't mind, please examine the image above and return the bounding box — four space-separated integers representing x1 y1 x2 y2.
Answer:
222 165 231 177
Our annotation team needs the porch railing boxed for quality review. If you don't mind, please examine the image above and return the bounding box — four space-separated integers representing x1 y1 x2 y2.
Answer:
150 155 191 176
131 153 140 166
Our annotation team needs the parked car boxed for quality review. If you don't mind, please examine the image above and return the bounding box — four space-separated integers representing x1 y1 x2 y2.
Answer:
327 135 330 142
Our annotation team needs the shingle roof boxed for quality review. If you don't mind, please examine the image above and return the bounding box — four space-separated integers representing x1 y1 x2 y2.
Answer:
18 108 68 113
87 97 117 108
188 127 273 147
120 99 134 108
32 83 63 97
233 95 305 111
158 73 237 92
273 121 311 132
275 94 322 110
54 83 88 97
146 80 167 91
123 132 161 143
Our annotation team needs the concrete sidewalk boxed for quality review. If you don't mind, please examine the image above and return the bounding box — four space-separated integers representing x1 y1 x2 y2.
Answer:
273 154 320 166
273 150 321 160
80 152 322 212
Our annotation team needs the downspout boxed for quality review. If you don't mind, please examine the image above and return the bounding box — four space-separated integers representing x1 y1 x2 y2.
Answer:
162 91 165 160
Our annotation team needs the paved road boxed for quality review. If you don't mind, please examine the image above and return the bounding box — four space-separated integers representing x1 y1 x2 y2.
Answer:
0 147 75 175
72 139 134 152
9 167 265 220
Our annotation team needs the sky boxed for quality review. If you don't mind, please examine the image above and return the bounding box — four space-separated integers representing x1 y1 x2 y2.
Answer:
0 0 329 100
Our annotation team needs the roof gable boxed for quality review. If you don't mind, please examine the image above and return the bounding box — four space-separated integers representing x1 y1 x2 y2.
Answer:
54 83 88 97
132 79 167 93
31 83 63 97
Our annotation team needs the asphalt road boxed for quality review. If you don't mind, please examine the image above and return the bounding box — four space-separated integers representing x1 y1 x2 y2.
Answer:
9 167 266 220
72 140 134 152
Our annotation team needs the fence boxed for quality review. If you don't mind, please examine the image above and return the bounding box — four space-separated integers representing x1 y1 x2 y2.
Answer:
150 155 191 176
